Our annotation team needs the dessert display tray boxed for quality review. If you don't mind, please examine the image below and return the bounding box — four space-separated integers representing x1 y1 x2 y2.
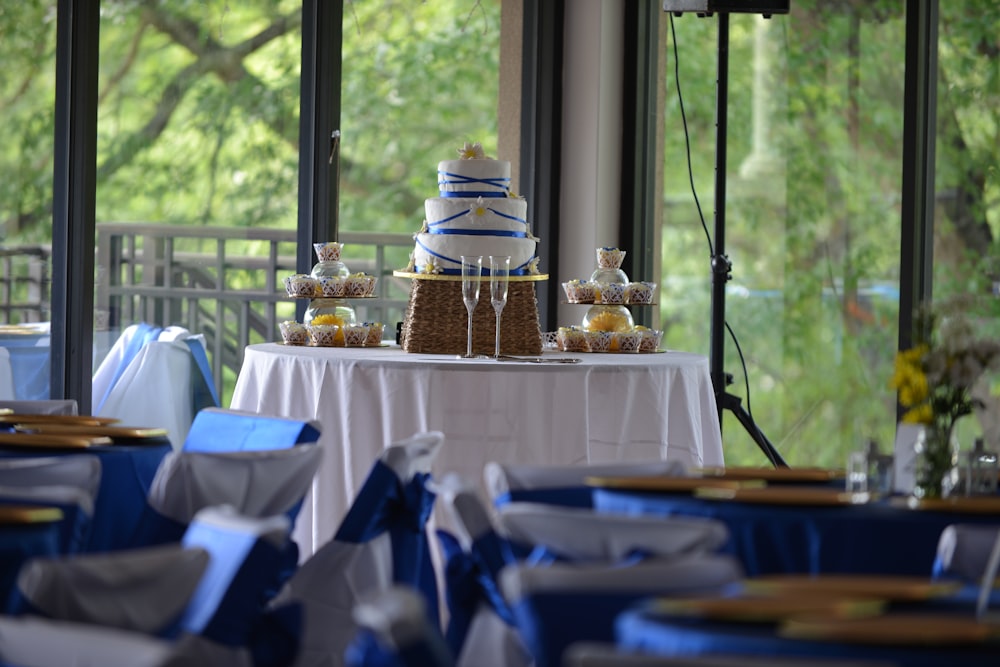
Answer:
562 299 657 305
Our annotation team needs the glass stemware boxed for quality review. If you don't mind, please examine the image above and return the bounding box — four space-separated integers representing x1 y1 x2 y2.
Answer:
460 255 482 359
489 255 510 358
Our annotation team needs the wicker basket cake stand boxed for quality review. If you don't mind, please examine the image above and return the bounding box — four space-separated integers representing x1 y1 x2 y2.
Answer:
393 271 547 356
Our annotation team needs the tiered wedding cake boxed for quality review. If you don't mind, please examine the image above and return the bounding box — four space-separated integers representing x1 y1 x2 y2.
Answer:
407 141 540 276
398 142 544 355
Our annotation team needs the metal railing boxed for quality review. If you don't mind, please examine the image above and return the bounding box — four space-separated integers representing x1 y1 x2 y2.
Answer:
0 246 51 323
94 223 415 399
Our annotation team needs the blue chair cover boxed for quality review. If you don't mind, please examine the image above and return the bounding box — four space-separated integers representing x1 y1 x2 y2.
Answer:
493 486 596 509
0 495 89 557
334 460 439 624
0 521 61 613
437 530 517 659
183 339 220 414
179 514 290 648
182 409 320 453
0 444 171 553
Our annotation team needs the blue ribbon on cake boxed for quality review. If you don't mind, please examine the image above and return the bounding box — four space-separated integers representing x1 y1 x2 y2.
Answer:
438 171 509 197
414 241 534 276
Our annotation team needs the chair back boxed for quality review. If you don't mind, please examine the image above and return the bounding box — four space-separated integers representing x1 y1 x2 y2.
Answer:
93 323 219 448
497 502 729 562
133 444 322 547
933 523 1000 584
268 431 444 667
178 505 291 647
13 543 210 635
499 554 744 667
182 407 321 453
0 455 102 554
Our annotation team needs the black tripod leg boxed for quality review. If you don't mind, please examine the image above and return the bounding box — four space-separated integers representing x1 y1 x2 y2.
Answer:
718 391 788 467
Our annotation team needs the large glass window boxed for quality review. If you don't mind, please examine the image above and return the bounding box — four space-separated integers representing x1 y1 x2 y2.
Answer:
94 2 303 412
338 0 502 320
932 1 1000 449
661 3 908 466
0 2 57 401
657 1 1000 465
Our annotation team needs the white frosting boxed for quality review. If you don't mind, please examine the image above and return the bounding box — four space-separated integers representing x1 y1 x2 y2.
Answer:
414 153 539 275
437 159 510 197
424 197 528 236
413 233 536 275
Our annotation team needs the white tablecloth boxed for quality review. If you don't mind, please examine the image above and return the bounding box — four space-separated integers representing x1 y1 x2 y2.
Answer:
230 343 724 556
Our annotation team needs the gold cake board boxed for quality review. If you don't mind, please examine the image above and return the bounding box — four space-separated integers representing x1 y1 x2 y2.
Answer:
394 271 547 356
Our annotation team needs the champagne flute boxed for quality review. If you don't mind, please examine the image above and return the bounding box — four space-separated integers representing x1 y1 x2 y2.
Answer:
489 255 510 358
460 255 482 358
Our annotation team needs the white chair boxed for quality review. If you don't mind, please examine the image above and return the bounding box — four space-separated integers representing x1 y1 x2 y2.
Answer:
267 431 444 667
440 477 737 667
933 523 1000 585
348 586 454 667
499 555 744 667
484 460 687 508
0 455 102 554
130 443 322 548
497 502 729 562
13 543 210 635
3 506 294 667
92 323 218 449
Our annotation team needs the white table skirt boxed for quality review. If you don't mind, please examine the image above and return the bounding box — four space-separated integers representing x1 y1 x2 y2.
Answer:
230 343 724 557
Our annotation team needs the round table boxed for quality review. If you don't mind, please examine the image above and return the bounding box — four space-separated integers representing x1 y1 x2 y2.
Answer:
230 343 724 556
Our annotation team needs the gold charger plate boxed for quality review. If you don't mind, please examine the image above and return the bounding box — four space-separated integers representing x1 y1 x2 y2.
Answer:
650 595 886 623
890 495 1000 515
694 486 869 506
780 613 1000 645
584 475 764 493
743 574 961 601
695 466 845 483
0 504 64 524
0 414 120 426
14 424 169 440
0 432 113 449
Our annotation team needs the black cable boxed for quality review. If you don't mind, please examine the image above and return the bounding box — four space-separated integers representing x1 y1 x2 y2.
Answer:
670 13 778 465
669 14 713 258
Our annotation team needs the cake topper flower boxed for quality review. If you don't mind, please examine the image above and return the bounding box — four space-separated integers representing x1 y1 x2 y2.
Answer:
527 257 541 275
420 257 443 275
457 141 485 160
468 197 489 221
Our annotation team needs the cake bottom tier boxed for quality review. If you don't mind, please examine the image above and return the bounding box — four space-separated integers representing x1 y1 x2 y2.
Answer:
401 279 542 356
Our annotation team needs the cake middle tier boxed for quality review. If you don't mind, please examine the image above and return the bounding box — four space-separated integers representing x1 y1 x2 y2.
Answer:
415 195 536 274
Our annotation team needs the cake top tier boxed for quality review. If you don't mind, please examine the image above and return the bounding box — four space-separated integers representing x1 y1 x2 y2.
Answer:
438 141 511 199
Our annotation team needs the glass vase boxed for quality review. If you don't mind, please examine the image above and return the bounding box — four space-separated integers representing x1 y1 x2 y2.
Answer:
912 423 959 500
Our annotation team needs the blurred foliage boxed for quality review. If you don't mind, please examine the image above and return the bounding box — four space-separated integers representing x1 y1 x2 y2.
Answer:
661 0 999 466
2 1 997 467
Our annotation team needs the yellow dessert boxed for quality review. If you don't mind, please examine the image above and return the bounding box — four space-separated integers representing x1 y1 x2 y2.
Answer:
311 314 345 345
585 309 631 333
